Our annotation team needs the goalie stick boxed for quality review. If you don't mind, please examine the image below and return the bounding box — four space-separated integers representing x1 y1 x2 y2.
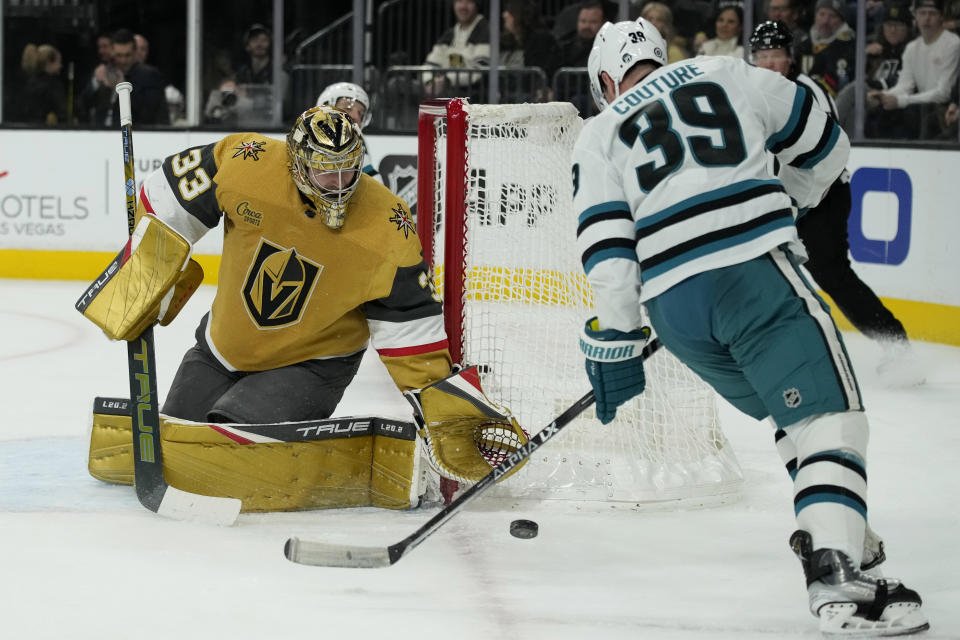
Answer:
284 337 663 568
114 82 240 526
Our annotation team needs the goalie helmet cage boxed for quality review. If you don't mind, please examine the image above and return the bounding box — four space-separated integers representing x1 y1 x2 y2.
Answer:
416 98 743 504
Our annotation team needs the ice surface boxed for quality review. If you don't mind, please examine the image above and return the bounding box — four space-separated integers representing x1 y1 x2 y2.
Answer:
1 280 957 639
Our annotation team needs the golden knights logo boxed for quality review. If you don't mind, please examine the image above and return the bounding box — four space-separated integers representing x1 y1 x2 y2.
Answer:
232 140 266 161
242 239 322 328
389 202 414 239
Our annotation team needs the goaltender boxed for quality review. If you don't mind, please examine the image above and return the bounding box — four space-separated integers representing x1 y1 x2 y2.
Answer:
79 105 527 507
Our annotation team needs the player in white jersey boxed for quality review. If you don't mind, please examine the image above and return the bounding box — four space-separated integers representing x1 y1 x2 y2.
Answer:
751 20 918 386
316 81 380 179
573 18 928 636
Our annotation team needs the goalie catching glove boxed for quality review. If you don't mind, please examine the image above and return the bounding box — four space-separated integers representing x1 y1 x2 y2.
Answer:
405 366 529 484
580 318 650 425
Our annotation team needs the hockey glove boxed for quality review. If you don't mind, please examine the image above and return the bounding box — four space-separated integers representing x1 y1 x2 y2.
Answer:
405 365 529 484
580 317 650 425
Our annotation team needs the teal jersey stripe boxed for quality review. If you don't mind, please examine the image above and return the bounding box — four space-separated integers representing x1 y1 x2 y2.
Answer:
641 214 794 282
584 246 639 275
578 200 631 226
636 179 782 232
766 86 806 150
803 448 866 472
795 493 868 519
797 121 841 169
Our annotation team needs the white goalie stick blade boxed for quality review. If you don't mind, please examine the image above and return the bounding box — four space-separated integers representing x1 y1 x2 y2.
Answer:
284 538 393 568
155 486 241 526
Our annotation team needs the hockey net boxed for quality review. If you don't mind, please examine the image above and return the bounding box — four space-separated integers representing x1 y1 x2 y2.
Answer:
416 99 742 503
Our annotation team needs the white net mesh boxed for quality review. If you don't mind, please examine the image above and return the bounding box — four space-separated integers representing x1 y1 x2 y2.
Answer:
426 101 742 503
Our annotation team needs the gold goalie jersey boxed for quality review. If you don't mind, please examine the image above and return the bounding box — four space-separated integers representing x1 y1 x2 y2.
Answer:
137 133 451 390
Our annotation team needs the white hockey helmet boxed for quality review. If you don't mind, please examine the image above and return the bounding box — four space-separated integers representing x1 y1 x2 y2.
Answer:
315 82 372 129
588 18 668 110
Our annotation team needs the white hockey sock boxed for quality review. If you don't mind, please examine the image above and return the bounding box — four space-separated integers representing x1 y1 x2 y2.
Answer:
783 411 870 565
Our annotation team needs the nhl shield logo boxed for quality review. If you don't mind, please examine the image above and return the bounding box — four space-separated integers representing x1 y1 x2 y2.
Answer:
783 388 802 408
242 239 322 328
381 155 418 221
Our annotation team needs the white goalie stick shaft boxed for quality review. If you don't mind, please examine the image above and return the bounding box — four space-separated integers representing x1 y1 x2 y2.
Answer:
115 82 240 526
284 337 663 568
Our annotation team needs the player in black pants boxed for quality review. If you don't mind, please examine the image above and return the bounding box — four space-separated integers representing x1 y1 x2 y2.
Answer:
796 180 907 342
751 21 915 362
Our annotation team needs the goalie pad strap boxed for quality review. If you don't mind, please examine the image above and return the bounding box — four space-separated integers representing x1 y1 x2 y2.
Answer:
76 216 191 341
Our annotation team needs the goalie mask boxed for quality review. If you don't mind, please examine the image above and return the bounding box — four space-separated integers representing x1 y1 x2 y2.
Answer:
287 105 365 230
316 82 372 130
588 18 668 111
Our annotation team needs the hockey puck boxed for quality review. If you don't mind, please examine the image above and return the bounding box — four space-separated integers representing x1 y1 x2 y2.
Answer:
509 519 539 539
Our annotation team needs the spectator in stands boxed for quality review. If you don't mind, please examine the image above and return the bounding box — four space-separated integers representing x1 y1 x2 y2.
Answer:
669 0 711 46
864 0 888 34
939 83 958 138
231 24 289 126
836 1 913 136
235 24 276 84
765 0 813 67
556 1 607 68
500 0 560 97
554 1 607 118
95 33 112 66
554 1 616 54
166 86 187 127
808 0 856 94
78 33 121 126
697 2 745 57
202 48 236 125
942 0 960 32
424 0 491 98
134 34 150 64
869 0 960 139
109 28 169 125
639 2 691 63
17 43 67 125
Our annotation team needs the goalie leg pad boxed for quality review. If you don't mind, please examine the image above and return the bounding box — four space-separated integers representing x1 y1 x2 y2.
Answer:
76 215 191 341
88 397 422 511
405 365 529 484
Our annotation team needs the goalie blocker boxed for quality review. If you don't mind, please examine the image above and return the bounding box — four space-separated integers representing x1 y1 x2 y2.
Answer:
88 397 428 511
76 215 203 341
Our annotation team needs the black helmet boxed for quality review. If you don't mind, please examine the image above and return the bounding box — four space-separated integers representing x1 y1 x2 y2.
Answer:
750 20 794 52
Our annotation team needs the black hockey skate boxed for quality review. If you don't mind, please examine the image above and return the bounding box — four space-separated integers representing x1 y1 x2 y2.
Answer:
790 530 929 637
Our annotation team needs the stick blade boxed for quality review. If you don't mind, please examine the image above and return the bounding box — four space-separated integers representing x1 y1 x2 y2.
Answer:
284 537 393 568
155 486 241 526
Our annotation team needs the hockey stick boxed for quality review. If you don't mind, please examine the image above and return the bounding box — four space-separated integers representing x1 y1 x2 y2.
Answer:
115 82 240 525
284 337 663 568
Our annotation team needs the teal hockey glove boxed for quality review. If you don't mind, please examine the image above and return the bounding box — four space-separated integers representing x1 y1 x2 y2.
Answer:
580 318 650 425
